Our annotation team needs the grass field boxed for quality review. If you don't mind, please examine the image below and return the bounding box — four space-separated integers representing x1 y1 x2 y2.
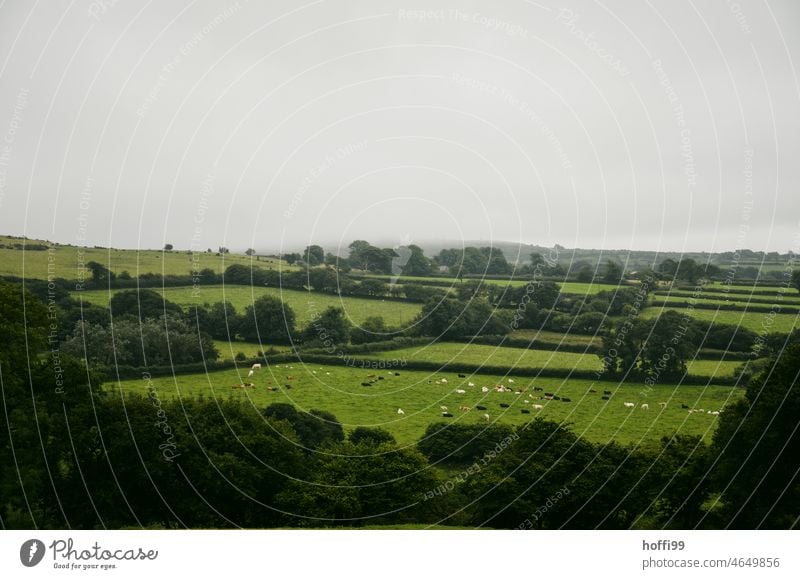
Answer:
74 285 423 327
212 340 292 360
641 305 800 333
360 342 740 378
0 235 292 280
654 294 800 309
509 329 600 347
113 363 743 445
363 342 604 372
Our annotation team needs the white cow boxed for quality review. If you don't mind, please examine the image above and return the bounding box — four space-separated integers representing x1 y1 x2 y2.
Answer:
247 370 254 378
658 402 667 408
441 378 448 384
641 403 649 410
397 408 405 415
624 402 635 408
251 363 262 370
440 406 448 411
455 389 466 394
508 379 515 384
532 404 544 410
468 382 476 387
483 413 490 422
481 386 490 393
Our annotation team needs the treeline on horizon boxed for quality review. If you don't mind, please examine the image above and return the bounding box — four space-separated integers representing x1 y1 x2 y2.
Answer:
1 282 798 530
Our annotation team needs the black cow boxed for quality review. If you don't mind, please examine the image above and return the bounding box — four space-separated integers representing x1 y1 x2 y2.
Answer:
442 412 454 418
284 384 292 389
361 382 372 387
561 397 571 402
521 409 530 414
552 395 561 401
603 390 612 395
681 404 690 409
500 403 510 408
589 389 597 393
458 373 466 378
601 395 610 400
378 376 384 380
476 405 487 410
533 387 543 391
544 392 554 397
395 372 400 376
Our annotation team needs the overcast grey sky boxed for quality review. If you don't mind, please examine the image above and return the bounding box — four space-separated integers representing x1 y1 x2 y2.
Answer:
0 0 798 256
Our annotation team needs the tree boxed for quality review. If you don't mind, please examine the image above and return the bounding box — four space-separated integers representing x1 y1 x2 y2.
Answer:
164 243 173 251
86 261 115 286
792 270 800 293
302 306 351 346
603 260 623 284
349 427 396 446
261 404 344 450
245 248 255 256
304 245 325 266
709 344 800 528
350 316 388 345
283 252 301 265
239 295 296 343
109 289 184 320
218 246 230 254
401 245 432 276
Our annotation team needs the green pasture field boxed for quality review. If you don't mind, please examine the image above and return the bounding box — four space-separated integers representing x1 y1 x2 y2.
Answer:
0 236 293 280
212 340 292 360
362 342 603 372
73 285 423 327
651 288 800 307
640 305 800 334
509 329 600 347
113 363 743 446
653 294 800 309
360 342 740 378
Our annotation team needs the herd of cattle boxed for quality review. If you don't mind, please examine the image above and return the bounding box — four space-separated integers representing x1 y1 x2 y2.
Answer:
230 364 724 421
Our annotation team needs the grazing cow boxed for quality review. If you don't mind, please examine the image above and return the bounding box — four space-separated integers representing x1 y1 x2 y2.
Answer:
476 405 487 411
589 389 597 393
552 395 561 401
455 389 466 394
468 382 476 387
521 409 530 414
508 379 515 384
641 403 649 410
326 372 331 375
658 402 667 408
284 384 292 390
459 406 471 412
458 373 466 378
500 403 510 408
561 397 571 402
603 390 612 395
544 392 554 397
442 412 454 418
397 408 405 415
523 399 529 404
287 376 296 380
247 370 254 378
483 413 490 422
481 386 490 393
266 386 276 391
441 378 448 384
440 406 448 411
709 411 720 415
601 396 610 400
394 372 400 376
544 395 553 400
251 363 262 370
681 404 690 409
533 387 543 391
532 404 544 410
624 402 635 408
378 376 384 380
